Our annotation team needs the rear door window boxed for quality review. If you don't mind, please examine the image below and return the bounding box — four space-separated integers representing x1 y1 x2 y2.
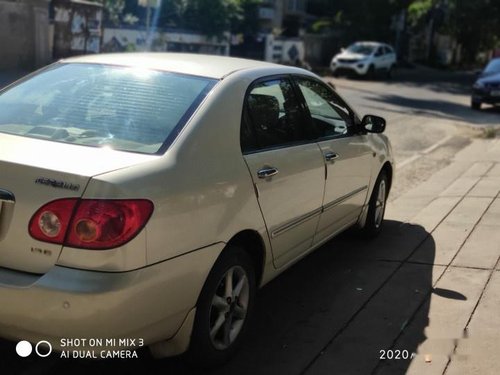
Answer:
241 78 312 153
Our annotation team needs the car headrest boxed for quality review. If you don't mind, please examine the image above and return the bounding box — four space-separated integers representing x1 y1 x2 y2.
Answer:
247 94 279 130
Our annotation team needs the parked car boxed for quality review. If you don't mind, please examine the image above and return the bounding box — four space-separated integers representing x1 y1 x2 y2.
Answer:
471 57 500 110
0 53 393 366
330 41 397 79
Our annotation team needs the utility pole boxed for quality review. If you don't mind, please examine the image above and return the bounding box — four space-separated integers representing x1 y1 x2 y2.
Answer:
139 0 154 50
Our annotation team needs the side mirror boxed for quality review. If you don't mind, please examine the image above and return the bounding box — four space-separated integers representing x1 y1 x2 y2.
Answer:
361 115 386 133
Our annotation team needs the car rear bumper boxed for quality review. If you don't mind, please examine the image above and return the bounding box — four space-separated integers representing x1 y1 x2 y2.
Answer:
0 242 223 353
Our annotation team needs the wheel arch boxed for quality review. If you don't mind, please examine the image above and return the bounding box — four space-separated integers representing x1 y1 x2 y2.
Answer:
381 161 393 194
357 161 393 229
226 229 266 287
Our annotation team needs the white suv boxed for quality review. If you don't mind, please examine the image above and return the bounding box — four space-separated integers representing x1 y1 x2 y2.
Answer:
330 41 397 78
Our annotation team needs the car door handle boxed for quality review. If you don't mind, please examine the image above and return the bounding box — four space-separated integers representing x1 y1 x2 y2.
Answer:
325 152 339 161
257 167 279 179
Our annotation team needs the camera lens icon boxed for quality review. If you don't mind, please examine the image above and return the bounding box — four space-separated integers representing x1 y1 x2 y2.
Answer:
16 340 52 358
16 341 32 357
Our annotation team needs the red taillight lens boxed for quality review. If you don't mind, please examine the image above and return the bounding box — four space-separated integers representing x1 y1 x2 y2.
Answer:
29 199 154 250
66 200 153 249
29 198 79 244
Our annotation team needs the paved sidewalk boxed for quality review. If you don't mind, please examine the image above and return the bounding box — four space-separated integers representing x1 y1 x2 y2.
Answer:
378 138 500 375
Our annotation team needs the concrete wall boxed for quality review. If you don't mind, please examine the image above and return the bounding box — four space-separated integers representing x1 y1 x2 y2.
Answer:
52 0 103 59
264 34 305 64
0 0 51 70
303 34 341 67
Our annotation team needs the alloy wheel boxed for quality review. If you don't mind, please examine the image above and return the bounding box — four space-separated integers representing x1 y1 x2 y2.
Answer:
374 179 386 228
208 265 250 350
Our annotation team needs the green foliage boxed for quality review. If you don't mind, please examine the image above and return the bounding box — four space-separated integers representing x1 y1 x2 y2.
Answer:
89 0 136 26
311 19 334 34
231 0 262 35
307 0 402 40
308 0 500 63
407 0 433 25
180 0 233 36
406 0 500 63
129 0 261 37
183 0 262 36
103 0 125 25
450 0 500 62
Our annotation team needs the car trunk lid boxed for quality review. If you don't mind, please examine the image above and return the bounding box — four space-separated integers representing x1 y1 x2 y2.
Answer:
0 133 157 274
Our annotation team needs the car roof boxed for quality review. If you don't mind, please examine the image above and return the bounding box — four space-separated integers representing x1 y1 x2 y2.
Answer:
352 41 381 45
61 53 282 79
351 41 392 48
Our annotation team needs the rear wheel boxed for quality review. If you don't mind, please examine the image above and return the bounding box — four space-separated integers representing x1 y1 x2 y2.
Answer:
387 64 395 79
361 171 388 237
367 65 376 80
187 246 256 368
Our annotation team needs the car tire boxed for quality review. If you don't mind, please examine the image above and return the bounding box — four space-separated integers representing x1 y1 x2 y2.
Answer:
361 171 388 238
387 65 395 79
471 100 481 110
367 65 376 80
187 246 256 368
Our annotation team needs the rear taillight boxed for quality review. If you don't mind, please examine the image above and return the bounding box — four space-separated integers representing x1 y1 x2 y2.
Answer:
29 199 154 250
29 198 78 244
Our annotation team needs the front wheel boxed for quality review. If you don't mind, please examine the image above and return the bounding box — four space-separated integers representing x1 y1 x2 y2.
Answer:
361 171 388 237
187 246 256 368
387 64 395 79
367 65 376 80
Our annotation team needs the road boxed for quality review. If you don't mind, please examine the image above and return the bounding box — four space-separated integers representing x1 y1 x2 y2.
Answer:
327 68 499 200
1 67 500 375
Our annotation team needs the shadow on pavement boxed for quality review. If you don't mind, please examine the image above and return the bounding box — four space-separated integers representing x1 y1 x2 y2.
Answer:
389 68 476 96
339 67 476 96
1 220 436 375
364 93 500 125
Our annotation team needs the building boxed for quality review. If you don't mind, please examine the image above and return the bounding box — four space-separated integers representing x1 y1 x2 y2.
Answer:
258 0 309 36
51 0 103 60
0 0 51 70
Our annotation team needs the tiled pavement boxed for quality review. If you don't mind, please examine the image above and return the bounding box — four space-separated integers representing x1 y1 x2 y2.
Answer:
375 138 500 375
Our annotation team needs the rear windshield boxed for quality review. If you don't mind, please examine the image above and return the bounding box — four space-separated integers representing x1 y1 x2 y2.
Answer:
0 63 216 154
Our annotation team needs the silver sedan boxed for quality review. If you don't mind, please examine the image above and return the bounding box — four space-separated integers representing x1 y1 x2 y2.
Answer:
0 53 393 366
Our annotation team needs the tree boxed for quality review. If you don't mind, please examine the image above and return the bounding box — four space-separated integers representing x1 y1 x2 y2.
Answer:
447 0 500 63
119 0 261 38
230 0 262 36
308 0 500 64
307 0 405 42
408 0 500 63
